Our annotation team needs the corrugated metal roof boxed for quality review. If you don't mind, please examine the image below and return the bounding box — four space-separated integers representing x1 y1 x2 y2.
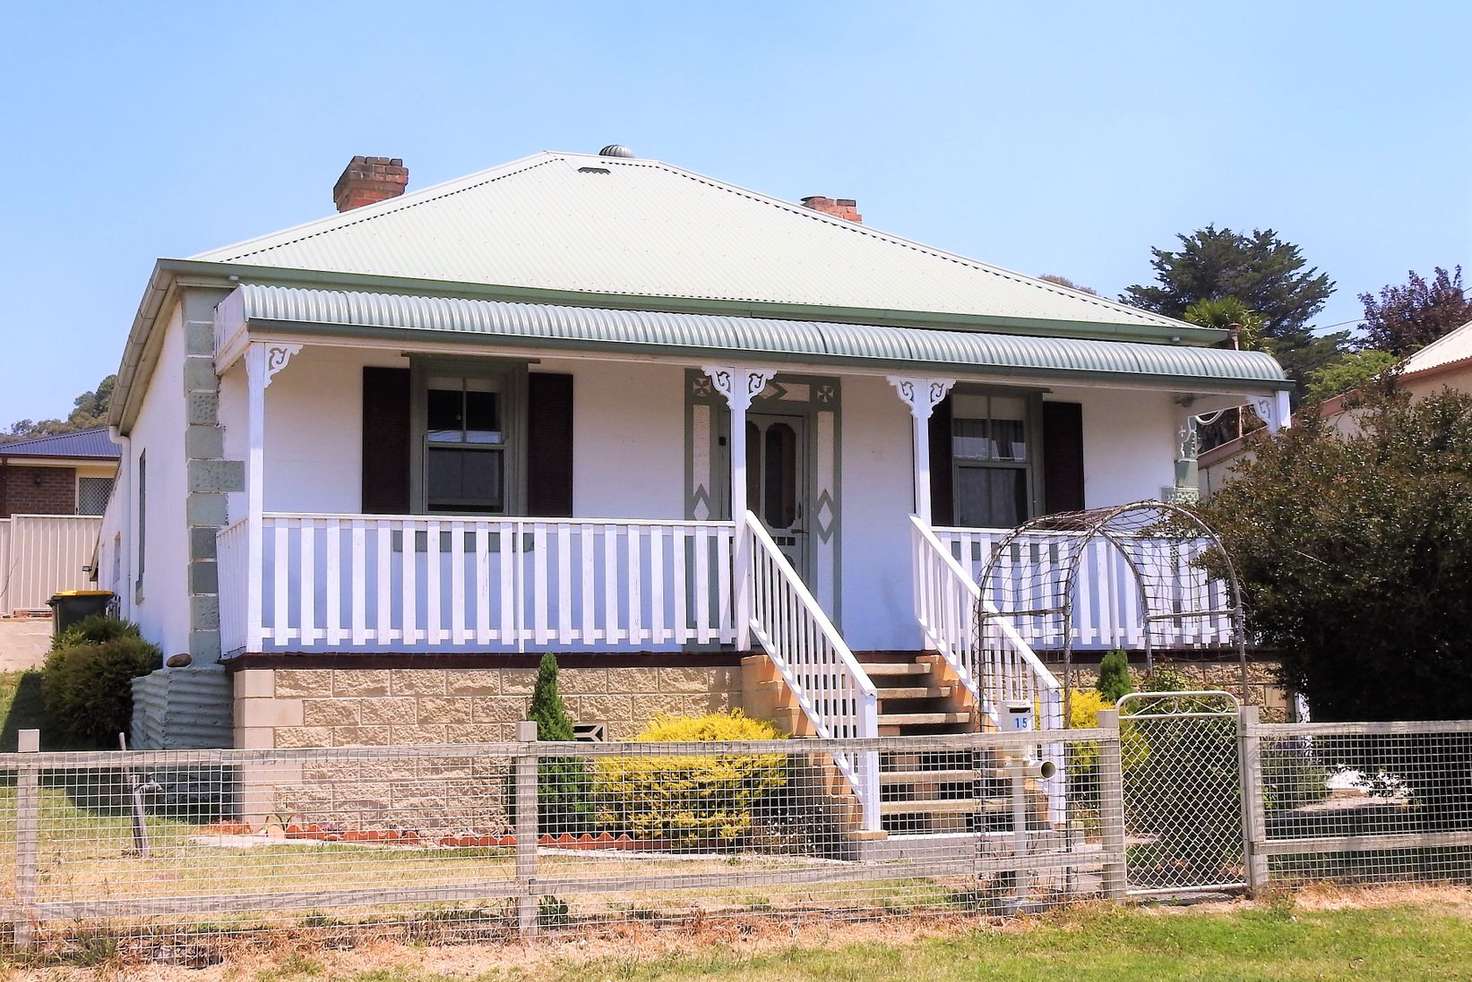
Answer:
193 151 1191 334
0 427 120 459
1402 319 1472 378
233 284 1289 388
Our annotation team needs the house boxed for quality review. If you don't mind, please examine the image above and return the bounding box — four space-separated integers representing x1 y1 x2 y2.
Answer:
0 428 119 616
1200 318 1472 497
0 427 119 518
100 148 1291 805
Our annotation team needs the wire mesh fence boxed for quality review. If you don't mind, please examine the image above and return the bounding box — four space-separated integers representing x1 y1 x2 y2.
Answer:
0 727 1118 957
1254 720 1472 888
8 713 1472 960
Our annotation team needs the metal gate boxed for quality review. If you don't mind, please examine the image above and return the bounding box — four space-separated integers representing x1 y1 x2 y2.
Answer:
1118 691 1247 895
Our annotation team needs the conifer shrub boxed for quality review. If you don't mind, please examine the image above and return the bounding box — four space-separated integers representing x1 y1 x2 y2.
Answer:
526 653 591 834
1095 649 1134 703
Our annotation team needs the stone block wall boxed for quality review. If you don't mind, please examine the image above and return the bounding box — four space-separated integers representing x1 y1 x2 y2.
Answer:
231 660 746 750
1058 655 1291 721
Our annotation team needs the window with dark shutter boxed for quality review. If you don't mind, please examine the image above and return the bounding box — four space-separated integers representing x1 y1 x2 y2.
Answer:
526 373 574 517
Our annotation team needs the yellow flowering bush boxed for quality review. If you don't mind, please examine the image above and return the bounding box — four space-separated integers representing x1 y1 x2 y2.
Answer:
594 710 788 847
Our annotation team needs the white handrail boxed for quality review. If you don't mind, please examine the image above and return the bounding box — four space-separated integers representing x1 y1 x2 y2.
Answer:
911 516 1065 823
743 512 880 830
910 517 1061 718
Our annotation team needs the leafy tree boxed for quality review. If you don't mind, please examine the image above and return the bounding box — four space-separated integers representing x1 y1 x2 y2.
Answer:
1183 296 1265 351
1 374 116 442
1122 226 1344 388
1038 273 1098 296
1304 349 1399 404
1358 266 1472 356
1201 390 1472 725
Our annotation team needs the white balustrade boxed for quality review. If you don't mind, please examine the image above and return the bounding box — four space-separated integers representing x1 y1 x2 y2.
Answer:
933 526 1234 650
745 513 880 831
220 514 736 654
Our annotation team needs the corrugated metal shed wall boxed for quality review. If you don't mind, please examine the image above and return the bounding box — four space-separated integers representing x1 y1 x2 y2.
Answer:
1 515 103 615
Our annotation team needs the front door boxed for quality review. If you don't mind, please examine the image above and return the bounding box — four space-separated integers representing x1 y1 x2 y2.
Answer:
747 413 809 578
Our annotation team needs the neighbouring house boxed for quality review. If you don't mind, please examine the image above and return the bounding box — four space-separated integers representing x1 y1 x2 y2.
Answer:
99 147 1291 827
0 428 119 615
1200 318 1472 498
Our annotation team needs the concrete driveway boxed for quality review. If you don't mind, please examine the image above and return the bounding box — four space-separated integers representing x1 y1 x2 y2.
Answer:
0 618 51 672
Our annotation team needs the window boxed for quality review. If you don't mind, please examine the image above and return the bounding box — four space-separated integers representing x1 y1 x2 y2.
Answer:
411 362 525 516
951 393 1037 528
77 477 114 516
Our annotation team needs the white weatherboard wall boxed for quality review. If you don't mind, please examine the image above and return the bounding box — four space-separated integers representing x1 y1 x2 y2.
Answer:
1053 385 1179 507
839 375 918 650
121 305 191 655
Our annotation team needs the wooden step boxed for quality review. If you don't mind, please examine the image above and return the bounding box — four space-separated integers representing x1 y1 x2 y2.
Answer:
878 711 971 727
880 797 1004 816
862 662 931 676
881 769 982 784
876 686 951 700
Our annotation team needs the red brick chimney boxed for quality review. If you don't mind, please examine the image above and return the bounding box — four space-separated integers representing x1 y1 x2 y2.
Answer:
332 156 409 212
800 195 862 223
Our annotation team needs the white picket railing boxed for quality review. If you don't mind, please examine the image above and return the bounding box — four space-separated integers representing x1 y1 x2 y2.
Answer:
219 514 737 654
745 512 880 830
911 516 1064 821
932 526 1234 650
910 517 1063 729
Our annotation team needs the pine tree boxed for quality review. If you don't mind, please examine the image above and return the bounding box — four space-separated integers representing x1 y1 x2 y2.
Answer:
524 653 590 833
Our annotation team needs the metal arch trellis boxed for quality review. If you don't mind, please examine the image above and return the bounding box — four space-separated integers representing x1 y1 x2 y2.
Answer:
973 500 1249 722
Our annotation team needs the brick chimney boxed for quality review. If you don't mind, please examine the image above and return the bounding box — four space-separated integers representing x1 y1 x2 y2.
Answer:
800 195 862 223
332 156 409 212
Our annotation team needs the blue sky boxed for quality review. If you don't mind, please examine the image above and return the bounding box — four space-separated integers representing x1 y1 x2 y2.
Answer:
1 1 1468 425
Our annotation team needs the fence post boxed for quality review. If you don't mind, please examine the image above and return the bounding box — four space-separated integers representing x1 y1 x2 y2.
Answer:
514 719 539 937
1238 705 1269 896
13 728 39 950
1096 710 1127 901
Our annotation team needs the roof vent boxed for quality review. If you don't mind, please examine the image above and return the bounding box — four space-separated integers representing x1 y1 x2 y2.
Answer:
598 144 635 158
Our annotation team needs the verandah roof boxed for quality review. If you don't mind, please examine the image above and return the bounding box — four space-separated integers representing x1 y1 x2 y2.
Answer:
220 283 1290 391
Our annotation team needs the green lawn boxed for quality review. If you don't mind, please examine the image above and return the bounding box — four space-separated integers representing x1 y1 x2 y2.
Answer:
278 902 1472 981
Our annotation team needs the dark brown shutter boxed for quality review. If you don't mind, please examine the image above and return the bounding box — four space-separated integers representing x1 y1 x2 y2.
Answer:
361 367 411 514
1042 401 1085 514
927 394 954 526
527 372 574 517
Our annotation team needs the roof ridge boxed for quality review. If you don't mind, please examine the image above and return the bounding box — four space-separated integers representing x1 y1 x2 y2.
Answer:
633 157 1180 329
193 151 565 263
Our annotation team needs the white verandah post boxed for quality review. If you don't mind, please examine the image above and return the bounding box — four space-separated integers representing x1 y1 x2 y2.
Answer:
245 341 301 654
886 377 956 526
702 365 775 651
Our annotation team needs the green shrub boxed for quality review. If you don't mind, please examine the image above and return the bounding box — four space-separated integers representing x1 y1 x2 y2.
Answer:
42 635 161 746
594 711 787 847
527 653 591 834
1096 649 1134 703
50 614 142 653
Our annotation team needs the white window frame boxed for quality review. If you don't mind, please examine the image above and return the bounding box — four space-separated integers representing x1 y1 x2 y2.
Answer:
409 358 528 516
949 387 1045 528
